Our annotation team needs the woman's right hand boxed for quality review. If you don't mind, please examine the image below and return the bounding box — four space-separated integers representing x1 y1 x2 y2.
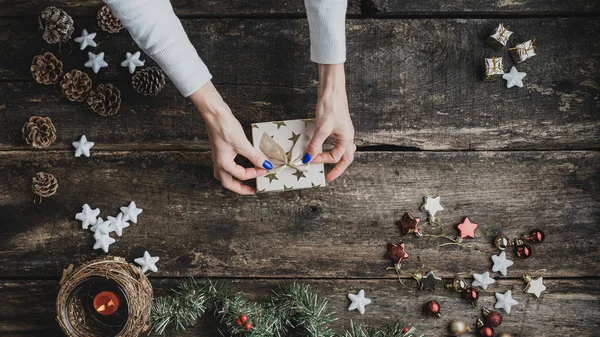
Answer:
190 82 273 195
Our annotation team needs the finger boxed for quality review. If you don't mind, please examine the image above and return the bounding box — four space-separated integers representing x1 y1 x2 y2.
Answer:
238 140 274 170
312 137 353 164
326 146 355 182
218 171 256 195
302 126 331 164
223 161 267 181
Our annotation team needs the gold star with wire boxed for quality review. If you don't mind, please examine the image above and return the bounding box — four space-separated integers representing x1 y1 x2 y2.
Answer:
272 121 287 129
288 131 301 146
292 169 306 181
264 173 279 183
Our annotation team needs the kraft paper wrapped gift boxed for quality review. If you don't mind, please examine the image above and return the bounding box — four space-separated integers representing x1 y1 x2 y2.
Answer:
251 119 327 193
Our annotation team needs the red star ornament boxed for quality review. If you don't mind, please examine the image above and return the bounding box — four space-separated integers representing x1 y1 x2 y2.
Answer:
456 217 478 239
388 242 409 264
398 212 420 235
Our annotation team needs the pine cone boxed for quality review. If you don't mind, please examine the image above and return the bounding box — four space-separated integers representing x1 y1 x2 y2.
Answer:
132 67 166 96
60 70 92 102
32 172 59 198
97 5 123 33
22 116 57 148
87 84 121 116
31 52 63 85
39 6 74 44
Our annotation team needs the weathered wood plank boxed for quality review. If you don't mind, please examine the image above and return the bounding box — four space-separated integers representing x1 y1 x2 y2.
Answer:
1 279 599 336
0 0 362 16
0 151 598 278
1 18 598 150
365 0 600 15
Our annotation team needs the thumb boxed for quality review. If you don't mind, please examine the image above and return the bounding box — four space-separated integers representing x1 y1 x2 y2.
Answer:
238 141 274 170
302 126 330 164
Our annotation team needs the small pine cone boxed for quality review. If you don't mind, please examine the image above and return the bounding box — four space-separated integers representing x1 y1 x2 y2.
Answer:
32 172 59 198
97 5 123 33
87 83 121 116
60 70 92 102
39 6 74 44
22 116 57 148
132 67 166 96
31 52 64 85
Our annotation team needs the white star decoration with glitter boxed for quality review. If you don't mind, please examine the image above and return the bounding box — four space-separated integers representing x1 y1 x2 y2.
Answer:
502 66 527 88
73 135 95 157
347 289 372 314
73 29 97 50
495 290 519 314
93 219 115 253
422 196 443 217
84 52 108 73
120 201 143 223
75 204 100 230
135 251 159 273
491 251 514 276
473 271 496 290
121 51 145 74
525 276 547 298
107 213 129 236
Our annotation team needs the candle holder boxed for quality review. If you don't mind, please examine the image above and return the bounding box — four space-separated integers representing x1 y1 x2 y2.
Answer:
56 256 153 337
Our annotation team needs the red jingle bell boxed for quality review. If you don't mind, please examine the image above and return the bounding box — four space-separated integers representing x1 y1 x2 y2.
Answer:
477 326 494 337
483 308 503 327
464 287 479 305
402 326 409 334
240 314 248 323
236 318 242 326
424 300 441 318
245 323 252 331
523 229 545 243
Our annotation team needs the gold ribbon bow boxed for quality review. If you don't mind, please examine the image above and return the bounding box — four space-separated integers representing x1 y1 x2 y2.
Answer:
259 132 308 172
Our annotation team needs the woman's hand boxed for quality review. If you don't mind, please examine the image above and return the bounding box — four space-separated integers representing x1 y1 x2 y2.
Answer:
190 82 273 195
303 64 356 182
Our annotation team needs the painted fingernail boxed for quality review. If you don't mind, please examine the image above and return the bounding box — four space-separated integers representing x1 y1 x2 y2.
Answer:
302 153 311 164
262 160 273 170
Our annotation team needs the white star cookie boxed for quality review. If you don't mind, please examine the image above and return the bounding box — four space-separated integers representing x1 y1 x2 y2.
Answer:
120 201 143 223
75 204 100 230
72 135 95 158
473 271 496 290
347 289 372 314
495 290 518 314
121 51 145 74
502 66 527 88
74 29 97 50
491 251 514 276
84 52 108 73
135 251 159 273
107 213 129 236
93 219 115 253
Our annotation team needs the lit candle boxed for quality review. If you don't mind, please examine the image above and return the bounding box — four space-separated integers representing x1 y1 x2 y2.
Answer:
93 291 120 316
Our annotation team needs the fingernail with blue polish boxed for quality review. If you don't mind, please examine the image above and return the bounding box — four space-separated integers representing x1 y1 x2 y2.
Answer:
302 153 311 164
263 160 273 170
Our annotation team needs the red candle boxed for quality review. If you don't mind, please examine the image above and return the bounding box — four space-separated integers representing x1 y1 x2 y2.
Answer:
93 291 120 316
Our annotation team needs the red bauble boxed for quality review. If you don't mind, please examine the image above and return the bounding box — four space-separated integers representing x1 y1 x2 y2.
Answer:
236 318 242 326
524 229 545 243
516 243 532 258
245 323 252 331
424 300 441 318
402 326 409 334
477 326 494 337
240 315 248 323
485 310 503 327
464 287 479 305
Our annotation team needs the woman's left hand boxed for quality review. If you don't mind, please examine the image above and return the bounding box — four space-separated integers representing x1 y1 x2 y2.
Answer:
302 64 356 182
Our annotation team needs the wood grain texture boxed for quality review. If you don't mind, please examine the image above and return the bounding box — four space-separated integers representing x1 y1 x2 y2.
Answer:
0 151 598 278
0 0 362 16
365 0 600 15
1 278 599 336
1 18 598 151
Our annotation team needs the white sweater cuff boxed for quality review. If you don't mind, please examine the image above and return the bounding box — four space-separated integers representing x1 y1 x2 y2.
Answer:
305 0 347 64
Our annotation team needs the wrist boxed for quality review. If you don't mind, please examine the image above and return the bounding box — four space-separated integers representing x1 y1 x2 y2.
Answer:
189 81 231 120
318 64 345 94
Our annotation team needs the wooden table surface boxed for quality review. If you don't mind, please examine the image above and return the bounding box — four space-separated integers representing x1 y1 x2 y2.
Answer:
1 1 599 336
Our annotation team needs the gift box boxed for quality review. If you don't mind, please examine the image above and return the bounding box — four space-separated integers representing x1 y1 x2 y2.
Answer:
484 57 504 81
486 23 513 50
252 119 326 193
509 39 536 64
